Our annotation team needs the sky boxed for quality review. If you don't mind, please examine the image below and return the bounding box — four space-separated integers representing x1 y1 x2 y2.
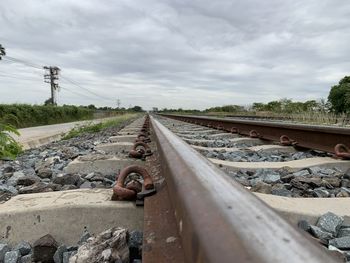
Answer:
0 0 349 110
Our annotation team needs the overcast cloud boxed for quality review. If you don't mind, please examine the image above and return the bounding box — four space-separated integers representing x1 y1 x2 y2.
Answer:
0 0 349 109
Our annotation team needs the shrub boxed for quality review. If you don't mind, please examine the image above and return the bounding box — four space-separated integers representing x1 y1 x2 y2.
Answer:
0 114 22 159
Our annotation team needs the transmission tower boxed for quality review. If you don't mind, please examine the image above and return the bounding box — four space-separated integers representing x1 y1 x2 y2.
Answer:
44 66 60 105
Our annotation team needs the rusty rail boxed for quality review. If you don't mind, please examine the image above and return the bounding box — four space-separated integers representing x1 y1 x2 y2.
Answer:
160 114 350 156
150 116 337 263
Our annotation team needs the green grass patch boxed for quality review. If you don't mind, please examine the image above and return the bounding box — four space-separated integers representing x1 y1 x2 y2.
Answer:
0 114 22 160
0 104 94 128
62 114 138 140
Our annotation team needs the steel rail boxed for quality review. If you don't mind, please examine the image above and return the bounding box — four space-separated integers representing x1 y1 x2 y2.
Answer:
160 114 350 154
150 116 337 263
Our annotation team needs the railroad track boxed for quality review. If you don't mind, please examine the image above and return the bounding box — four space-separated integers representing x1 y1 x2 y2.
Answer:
147 114 350 262
1 114 350 262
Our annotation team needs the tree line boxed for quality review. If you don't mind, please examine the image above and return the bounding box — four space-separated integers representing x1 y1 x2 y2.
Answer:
158 76 350 114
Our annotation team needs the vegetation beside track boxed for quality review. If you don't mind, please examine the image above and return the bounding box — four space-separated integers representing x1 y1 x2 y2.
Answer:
0 104 94 128
62 114 138 139
0 104 145 129
157 76 350 126
0 114 22 159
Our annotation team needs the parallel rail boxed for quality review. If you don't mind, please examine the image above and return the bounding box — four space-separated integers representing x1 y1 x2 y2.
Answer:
150 116 337 263
160 114 350 155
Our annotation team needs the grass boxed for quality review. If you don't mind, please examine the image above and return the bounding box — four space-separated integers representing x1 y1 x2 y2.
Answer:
0 114 22 160
0 104 94 128
62 114 138 140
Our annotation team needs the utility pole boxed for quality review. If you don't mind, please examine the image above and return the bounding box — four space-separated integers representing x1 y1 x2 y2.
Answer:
44 66 60 105
116 99 121 109
0 44 5 60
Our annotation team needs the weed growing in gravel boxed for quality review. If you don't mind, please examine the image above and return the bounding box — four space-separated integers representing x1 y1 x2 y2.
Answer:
63 114 138 139
0 114 22 159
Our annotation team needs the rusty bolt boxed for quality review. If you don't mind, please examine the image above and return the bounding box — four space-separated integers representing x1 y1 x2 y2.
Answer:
280 135 294 146
334 144 350 160
249 130 260 138
112 165 154 201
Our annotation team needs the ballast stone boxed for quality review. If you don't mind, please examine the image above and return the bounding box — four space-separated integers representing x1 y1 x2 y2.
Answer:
329 236 350 250
4 250 20 263
14 240 31 256
309 225 333 242
0 243 10 262
316 212 344 236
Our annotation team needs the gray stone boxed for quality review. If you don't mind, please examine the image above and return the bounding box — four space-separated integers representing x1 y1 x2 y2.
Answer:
36 167 53 179
70 227 129 263
52 174 80 186
84 173 95 180
292 169 310 177
336 190 350 198
338 228 350 238
78 229 91 245
20 254 32 263
249 177 263 187
307 167 321 175
329 236 350 249
7 171 25 186
61 185 77 191
33 234 58 263
233 177 250 187
16 175 41 186
251 181 272 194
4 250 20 263
262 173 280 184
317 212 344 236
62 251 76 263
0 184 18 195
0 243 10 262
341 179 350 188
14 241 31 256
79 181 92 189
53 245 67 263
271 187 292 197
3 166 15 174
309 225 333 242
312 188 330 198
280 174 294 183
320 168 336 176
129 230 142 261
18 182 54 194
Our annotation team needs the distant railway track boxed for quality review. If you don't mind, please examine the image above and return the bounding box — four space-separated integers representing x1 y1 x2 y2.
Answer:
160 114 350 158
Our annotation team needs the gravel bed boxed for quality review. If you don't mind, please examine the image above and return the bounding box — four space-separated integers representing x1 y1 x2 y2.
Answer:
225 167 350 198
0 227 142 263
188 138 261 148
0 120 134 203
205 149 330 162
299 212 350 262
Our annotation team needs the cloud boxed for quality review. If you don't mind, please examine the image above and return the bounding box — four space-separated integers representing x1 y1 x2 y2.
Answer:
0 0 349 109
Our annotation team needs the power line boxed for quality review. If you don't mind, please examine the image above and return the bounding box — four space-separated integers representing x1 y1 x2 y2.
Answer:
60 75 115 101
60 86 104 101
1 49 115 103
0 72 42 81
2 56 43 70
